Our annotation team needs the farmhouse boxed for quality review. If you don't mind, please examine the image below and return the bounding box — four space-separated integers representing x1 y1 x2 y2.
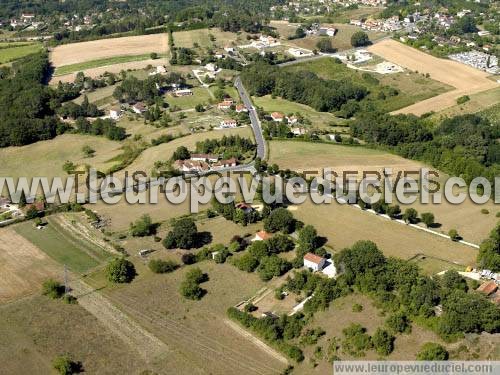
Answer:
271 112 284 122
303 252 326 272
132 102 147 114
477 281 498 296
109 106 122 120
252 230 272 241
150 65 167 76
288 48 313 58
191 154 219 163
219 119 238 128
291 127 307 136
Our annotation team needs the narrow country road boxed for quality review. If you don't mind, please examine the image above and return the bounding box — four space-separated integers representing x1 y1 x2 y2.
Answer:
234 77 266 160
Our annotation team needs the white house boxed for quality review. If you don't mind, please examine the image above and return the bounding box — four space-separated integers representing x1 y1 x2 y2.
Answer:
109 106 122 120
321 259 337 278
190 154 219 163
173 88 193 97
205 63 217 72
304 252 326 272
224 46 236 53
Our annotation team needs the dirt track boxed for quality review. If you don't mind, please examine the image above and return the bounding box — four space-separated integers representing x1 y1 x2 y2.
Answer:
50 34 169 67
368 39 498 115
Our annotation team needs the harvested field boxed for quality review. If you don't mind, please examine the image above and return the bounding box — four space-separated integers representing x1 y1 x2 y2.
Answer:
368 39 498 115
0 295 152 374
50 57 169 84
50 34 169 67
172 28 245 49
268 140 424 176
0 228 59 304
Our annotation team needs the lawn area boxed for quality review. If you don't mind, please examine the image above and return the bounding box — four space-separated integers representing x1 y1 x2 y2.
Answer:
409 254 465 276
253 96 346 128
54 53 167 76
166 86 212 110
14 217 109 274
73 84 117 107
0 42 43 64
284 57 453 112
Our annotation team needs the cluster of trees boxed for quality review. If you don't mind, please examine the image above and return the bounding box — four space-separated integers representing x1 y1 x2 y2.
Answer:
341 323 395 357
0 52 64 147
58 95 102 119
106 258 136 283
227 307 305 362
163 217 202 249
148 259 179 273
335 241 500 337
231 234 294 281
130 214 156 237
113 76 161 103
180 267 208 300
241 62 368 113
351 112 500 183
211 199 260 226
350 31 370 47
477 222 500 271
170 47 195 65
75 117 127 141
195 135 256 160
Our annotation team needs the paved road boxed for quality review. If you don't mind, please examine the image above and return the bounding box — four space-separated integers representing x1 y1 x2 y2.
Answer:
234 77 266 160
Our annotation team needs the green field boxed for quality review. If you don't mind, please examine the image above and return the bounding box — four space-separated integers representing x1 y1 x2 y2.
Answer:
54 53 166 76
253 95 346 127
166 86 213 109
14 218 108 274
0 42 43 64
284 57 453 112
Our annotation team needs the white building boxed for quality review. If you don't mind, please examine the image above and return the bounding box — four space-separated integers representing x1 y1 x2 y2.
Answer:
109 106 122 120
303 253 326 272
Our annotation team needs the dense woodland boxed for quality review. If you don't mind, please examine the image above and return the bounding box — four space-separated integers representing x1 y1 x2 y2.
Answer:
351 112 500 184
0 52 62 147
241 63 368 112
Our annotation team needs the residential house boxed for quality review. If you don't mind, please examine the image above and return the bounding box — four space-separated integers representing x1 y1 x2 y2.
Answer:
213 157 238 169
149 65 167 76
190 154 219 163
173 88 193 97
477 280 498 296
174 159 210 173
252 230 272 241
291 127 307 136
318 27 336 37
271 112 284 122
218 100 234 111
321 259 337 278
219 119 238 128
235 202 254 213
303 252 326 272
235 104 248 113
132 102 146 114
109 106 122 120
286 115 298 125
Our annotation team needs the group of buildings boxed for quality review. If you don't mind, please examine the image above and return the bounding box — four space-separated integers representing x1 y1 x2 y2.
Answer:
269 111 308 136
174 154 238 173
449 51 498 74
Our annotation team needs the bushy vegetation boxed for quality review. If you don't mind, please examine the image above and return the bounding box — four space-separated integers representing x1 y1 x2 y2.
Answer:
195 135 256 160
148 259 179 273
130 214 156 237
106 258 136 283
163 217 201 249
180 267 208 300
227 307 305 362
477 223 500 271
42 279 65 299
